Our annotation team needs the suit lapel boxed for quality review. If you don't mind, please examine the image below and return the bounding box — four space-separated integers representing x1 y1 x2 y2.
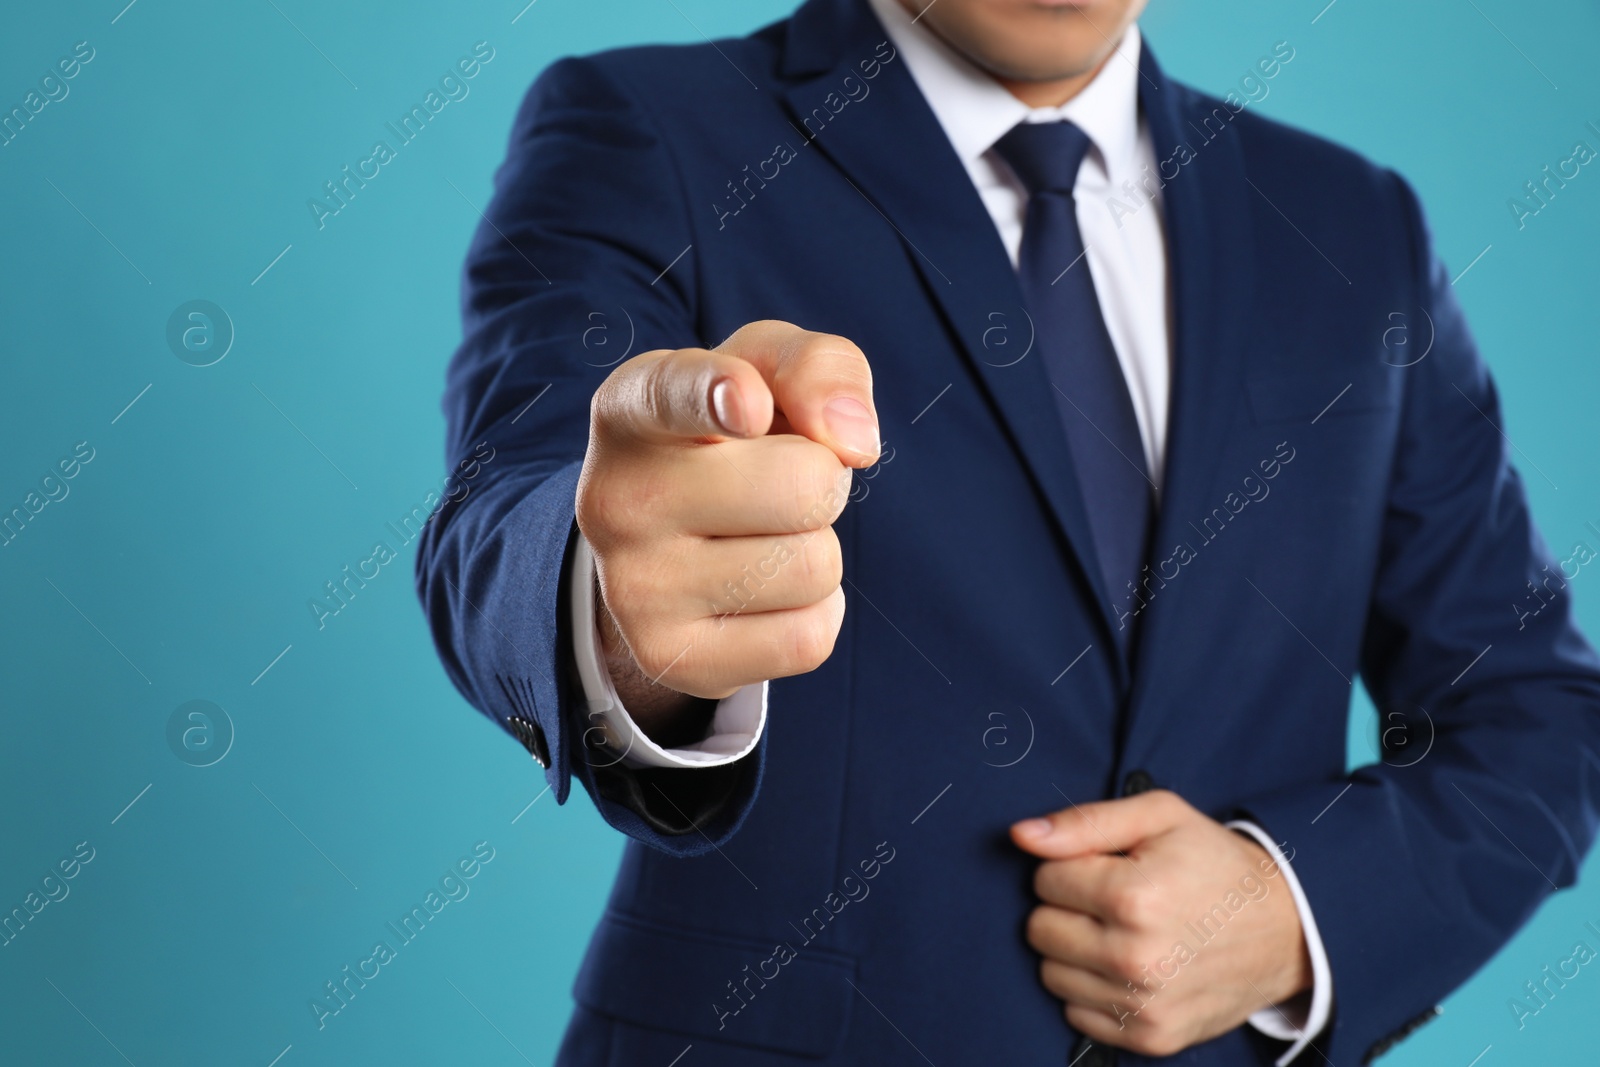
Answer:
779 0 1124 667
1121 49 1258 739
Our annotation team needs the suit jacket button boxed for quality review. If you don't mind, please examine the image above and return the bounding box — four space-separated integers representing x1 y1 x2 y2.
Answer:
507 716 550 769
1121 769 1156 796
1072 1037 1116 1067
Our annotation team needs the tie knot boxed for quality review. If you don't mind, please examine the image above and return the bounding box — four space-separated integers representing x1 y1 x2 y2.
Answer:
992 120 1093 197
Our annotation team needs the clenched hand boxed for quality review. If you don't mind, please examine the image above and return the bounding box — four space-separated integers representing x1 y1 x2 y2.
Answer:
1012 790 1312 1057
575 320 880 738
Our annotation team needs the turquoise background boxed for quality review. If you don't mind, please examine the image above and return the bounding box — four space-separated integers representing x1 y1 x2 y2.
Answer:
1 0 1597 1063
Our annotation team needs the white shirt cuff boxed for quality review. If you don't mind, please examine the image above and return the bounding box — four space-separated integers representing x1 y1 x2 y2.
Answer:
568 533 767 769
1227 820 1334 1066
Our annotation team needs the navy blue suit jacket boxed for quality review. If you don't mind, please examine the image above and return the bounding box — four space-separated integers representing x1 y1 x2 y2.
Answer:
416 0 1600 1062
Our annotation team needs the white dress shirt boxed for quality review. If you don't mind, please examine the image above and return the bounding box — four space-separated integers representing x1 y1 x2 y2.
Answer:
567 1 1330 1058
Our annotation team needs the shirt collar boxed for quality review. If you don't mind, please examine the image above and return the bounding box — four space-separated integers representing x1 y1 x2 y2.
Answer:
866 0 1144 187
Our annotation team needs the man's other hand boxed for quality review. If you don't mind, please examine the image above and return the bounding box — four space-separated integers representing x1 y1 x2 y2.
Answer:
1011 790 1313 1057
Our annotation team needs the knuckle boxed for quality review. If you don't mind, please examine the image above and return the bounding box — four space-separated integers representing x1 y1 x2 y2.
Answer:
785 602 840 673
1150 788 1187 816
1024 907 1053 952
1031 864 1053 903
1105 940 1147 981
1134 1025 1185 1058
1109 885 1156 928
639 355 682 429
629 634 682 681
799 527 843 596
596 350 666 429
600 564 654 618
1037 958 1068 997
575 478 628 543
789 445 849 530
810 329 863 354
781 332 874 395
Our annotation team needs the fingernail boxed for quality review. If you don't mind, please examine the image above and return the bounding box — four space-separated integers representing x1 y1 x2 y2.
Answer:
712 378 747 437
823 396 880 461
1014 818 1052 840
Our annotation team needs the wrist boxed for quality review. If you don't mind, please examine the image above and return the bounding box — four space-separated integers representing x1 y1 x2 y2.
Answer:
594 577 715 746
1235 834 1314 1006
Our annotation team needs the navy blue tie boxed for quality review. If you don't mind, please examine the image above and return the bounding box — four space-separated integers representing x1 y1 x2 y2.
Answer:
993 120 1154 649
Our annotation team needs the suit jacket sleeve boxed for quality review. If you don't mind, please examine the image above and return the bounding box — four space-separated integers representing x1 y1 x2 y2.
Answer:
1235 171 1600 1063
414 54 765 856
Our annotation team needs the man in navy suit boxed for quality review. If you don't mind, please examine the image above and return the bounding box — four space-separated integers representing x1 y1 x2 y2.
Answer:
416 0 1600 1062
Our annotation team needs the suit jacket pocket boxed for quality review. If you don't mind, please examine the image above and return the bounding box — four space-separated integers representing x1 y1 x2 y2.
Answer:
573 910 856 1058
1247 368 1399 424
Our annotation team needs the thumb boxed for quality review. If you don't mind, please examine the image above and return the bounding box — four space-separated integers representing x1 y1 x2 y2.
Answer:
595 346 775 446
1010 789 1189 859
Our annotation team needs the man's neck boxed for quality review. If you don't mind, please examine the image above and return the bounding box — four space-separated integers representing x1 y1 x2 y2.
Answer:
995 55 1113 109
